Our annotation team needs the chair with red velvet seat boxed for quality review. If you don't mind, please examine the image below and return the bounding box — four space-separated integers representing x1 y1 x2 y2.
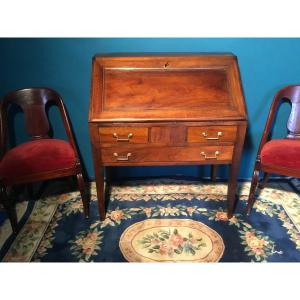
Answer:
246 85 300 214
0 88 89 233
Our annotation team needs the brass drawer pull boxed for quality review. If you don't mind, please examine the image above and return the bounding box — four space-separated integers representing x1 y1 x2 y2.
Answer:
201 151 220 160
113 132 133 142
113 152 132 161
202 131 223 140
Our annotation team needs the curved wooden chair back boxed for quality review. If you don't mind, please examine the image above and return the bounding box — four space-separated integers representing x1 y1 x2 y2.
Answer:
258 85 300 152
0 87 78 159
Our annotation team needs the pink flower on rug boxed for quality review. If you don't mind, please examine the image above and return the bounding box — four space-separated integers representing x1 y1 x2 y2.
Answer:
252 248 265 256
57 193 73 204
110 210 125 221
215 211 228 221
143 207 152 217
75 232 99 255
187 207 196 214
170 234 184 247
71 202 82 209
244 231 267 256
245 232 255 239
159 242 170 255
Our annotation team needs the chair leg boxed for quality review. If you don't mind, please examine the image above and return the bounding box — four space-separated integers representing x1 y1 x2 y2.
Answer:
0 185 18 234
246 168 260 215
259 172 270 189
76 173 89 218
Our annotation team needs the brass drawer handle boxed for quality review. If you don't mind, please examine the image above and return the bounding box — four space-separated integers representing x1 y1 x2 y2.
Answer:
113 132 133 142
113 152 132 161
201 151 220 160
202 131 223 140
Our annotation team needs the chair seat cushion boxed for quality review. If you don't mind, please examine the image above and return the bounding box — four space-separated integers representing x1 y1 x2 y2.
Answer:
261 139 300 169
0 139 76 180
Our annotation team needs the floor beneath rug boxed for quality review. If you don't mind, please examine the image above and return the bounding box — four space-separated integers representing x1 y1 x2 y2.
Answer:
1 178 300 262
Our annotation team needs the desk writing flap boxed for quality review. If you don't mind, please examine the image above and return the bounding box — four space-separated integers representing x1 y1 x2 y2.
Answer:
89 54 247 122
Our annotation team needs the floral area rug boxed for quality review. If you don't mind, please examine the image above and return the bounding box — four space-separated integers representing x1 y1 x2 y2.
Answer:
119 218 225 262
1 178 300 262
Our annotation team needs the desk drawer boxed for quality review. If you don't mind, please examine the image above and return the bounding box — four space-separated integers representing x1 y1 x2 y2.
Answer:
101 145 234 164
187 126 237 143
99 127 148 144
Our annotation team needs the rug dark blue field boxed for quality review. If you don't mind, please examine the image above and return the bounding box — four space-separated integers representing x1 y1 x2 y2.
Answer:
1 179 300 262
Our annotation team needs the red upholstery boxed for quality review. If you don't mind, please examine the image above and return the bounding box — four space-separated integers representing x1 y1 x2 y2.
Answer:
0 139 76 180
261 139 300 169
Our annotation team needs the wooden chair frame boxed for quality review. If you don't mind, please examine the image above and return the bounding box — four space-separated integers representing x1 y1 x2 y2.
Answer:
246 85 300 214
0 87 89 233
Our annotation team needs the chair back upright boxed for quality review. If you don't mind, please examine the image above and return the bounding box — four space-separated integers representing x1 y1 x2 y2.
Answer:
258 85 300 154
0 88 78 160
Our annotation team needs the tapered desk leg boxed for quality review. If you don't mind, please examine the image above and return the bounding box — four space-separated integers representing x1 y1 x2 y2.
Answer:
211 165 218 182
227 123 247 219
89 124 106 221
227 164 238 218
94 165 106 220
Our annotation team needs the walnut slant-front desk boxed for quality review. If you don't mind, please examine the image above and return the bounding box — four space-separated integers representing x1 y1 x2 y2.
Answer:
89 53 248 220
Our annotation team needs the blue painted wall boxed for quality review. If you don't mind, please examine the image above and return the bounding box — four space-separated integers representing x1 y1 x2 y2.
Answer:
1 38 300 180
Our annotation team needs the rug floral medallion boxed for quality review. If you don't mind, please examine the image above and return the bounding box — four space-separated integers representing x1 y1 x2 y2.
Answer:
119 219 224 262
1 179 300 262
